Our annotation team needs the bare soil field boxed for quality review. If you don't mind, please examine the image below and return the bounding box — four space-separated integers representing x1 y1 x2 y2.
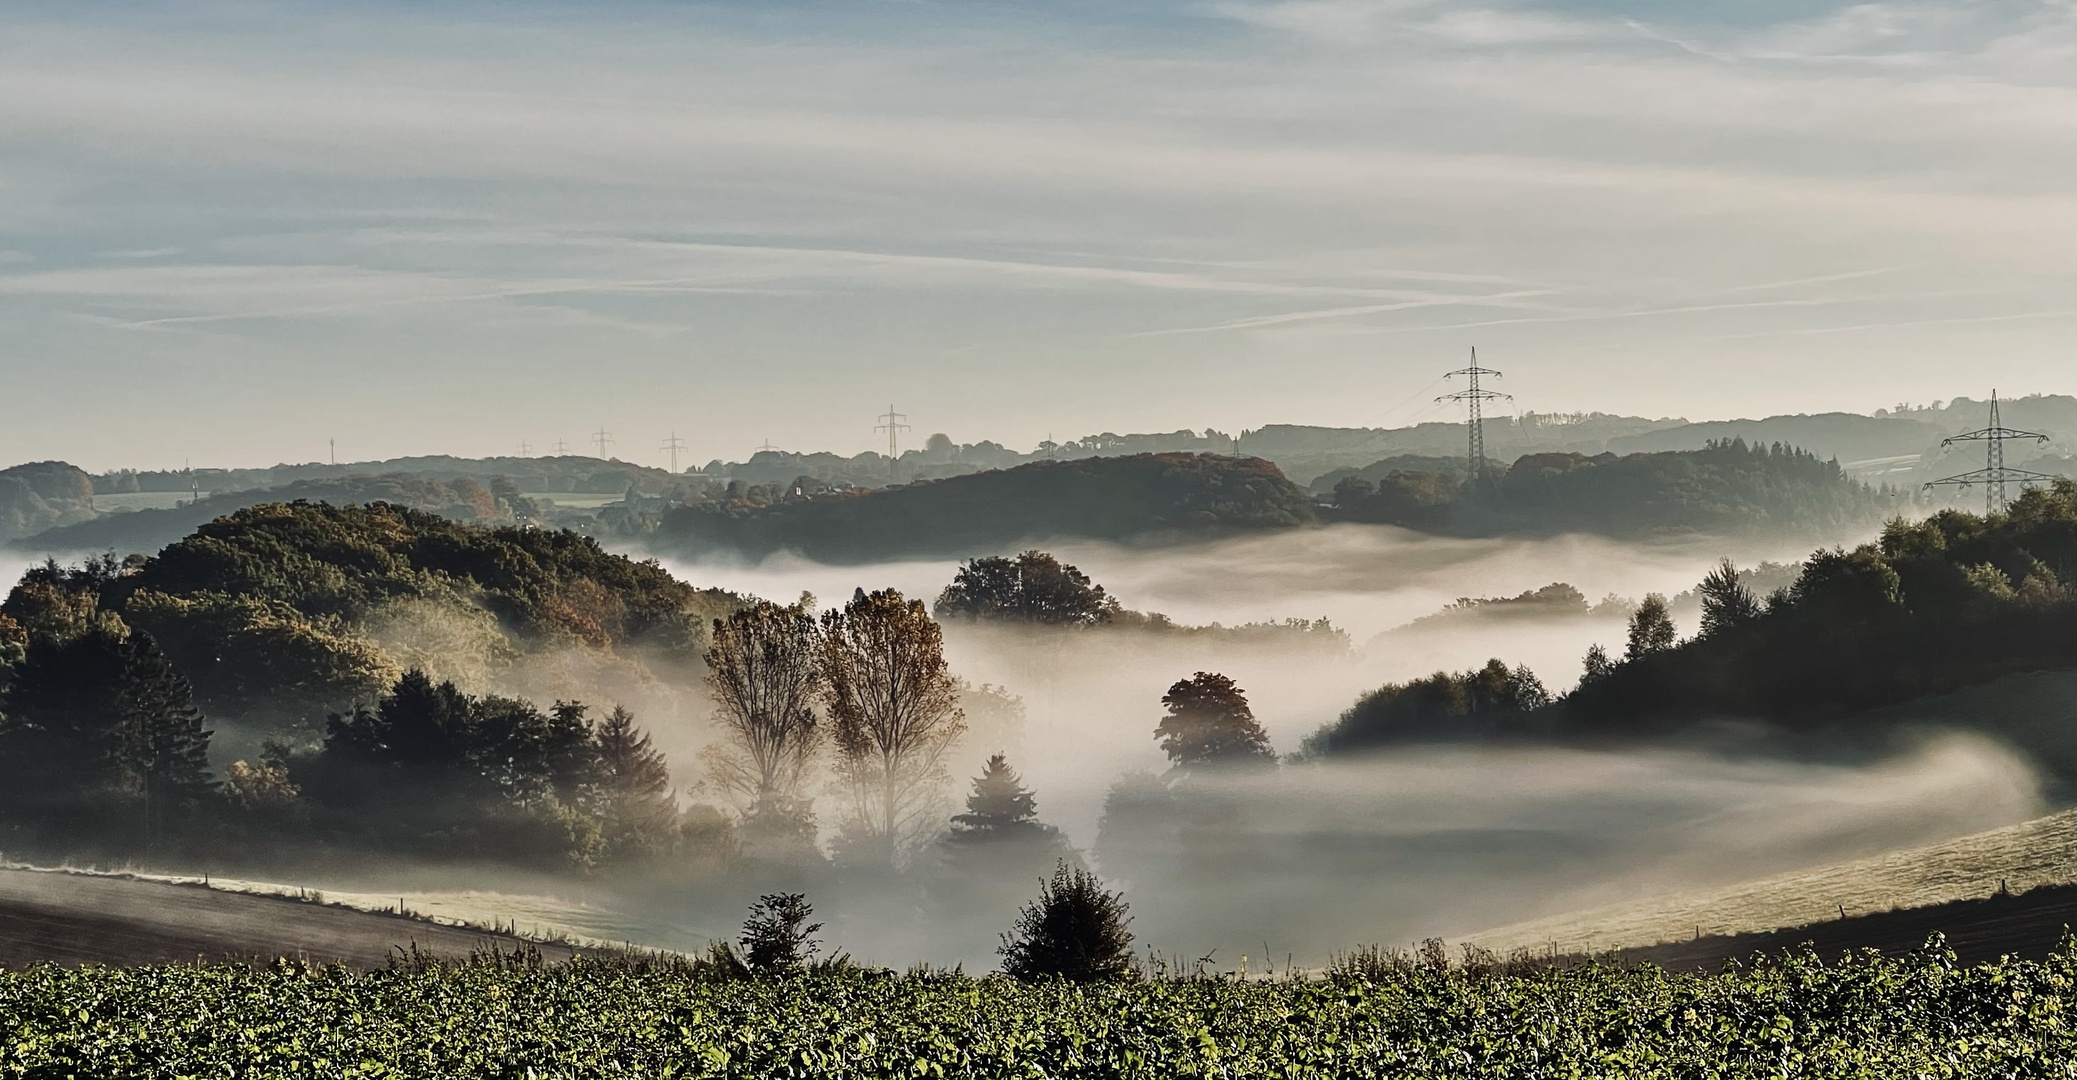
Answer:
0 867 578 968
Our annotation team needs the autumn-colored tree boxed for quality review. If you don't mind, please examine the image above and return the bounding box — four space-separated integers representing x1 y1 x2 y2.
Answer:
821 589 966 858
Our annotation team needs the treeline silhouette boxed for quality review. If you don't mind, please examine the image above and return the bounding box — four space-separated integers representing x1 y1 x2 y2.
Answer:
1306 479 2077 753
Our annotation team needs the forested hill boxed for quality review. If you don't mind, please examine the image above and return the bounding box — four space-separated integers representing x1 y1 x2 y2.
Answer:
0 503 738 723
11 474 529 556
651 453 1319 564
1304 480 2077 777
1329 440 1893 539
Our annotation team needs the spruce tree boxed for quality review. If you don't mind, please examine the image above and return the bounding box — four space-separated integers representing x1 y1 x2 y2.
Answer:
593 705 677 855
949 753 1040 840
119 630 214 807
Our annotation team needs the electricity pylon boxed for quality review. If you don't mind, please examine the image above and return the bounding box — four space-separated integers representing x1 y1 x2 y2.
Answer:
876 405 911 481
1437 348 1511 483
592 426 614 459
1924 390 2053 515
660 432 687 474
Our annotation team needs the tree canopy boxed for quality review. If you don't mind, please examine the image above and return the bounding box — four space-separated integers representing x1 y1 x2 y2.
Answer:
1154 672 1275 769
934 551 1115 626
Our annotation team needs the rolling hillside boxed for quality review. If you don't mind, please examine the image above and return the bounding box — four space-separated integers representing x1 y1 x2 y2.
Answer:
1463 810 2075 958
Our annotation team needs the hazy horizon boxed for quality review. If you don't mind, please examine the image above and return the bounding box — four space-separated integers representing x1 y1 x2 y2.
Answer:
2 0 2070 473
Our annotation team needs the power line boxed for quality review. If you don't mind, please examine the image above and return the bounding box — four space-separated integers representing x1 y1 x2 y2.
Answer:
1436 347 1511 483
1924 390 2053 515
660 431 687 474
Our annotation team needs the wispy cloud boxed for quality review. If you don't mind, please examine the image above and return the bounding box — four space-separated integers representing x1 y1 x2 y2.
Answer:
0 0 2067 468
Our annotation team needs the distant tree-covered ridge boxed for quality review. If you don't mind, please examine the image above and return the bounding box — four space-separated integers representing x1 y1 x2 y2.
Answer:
652 453 1319 564
0 502 739 722
14 473 548 557
1306 480 2077 756
1327 439 1895 539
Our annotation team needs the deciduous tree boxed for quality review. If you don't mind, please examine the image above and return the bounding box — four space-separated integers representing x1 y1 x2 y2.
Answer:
701 601 824 847
1625 594 1677 660
1154 672 1273 769
934 551 1114 626
821 589 965 858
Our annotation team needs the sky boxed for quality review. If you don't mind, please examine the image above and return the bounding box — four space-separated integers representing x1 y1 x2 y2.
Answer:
1 0 2071 473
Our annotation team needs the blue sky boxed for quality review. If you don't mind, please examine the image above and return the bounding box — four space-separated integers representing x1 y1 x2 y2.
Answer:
1 0 2071 470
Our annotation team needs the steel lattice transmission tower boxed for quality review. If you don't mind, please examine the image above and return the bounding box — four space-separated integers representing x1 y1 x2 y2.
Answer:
660 431 687 474
1924 390 2053 515
876 405 911 481
1436 348 1511 483
592 426 614 459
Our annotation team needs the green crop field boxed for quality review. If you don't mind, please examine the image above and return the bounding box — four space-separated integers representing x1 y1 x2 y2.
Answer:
1 940 2072 1078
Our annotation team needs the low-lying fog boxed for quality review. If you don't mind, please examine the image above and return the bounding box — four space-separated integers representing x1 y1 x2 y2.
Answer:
14 524 2050 967
634 524 2050 964
659 525 1839 844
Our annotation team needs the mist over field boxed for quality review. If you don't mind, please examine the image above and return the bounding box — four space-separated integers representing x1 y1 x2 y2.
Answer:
658 525 1833 840
598 519 2058 967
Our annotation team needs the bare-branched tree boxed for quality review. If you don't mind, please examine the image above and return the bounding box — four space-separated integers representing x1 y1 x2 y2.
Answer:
701 601 824 850
820 589 965 860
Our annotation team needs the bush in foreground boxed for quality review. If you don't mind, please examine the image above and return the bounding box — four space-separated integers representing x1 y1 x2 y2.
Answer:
998 862 1135 982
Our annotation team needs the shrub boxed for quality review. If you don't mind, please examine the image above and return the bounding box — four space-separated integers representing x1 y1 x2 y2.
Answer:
740 893 821 973
998 862 1134 981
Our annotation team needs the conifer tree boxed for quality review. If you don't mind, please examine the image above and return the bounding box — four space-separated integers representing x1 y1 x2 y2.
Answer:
119 629 214 808
593 705 677 855
949 753 1043 841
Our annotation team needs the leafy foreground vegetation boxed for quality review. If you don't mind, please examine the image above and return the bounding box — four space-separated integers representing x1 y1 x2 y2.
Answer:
2 940 2072 1077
